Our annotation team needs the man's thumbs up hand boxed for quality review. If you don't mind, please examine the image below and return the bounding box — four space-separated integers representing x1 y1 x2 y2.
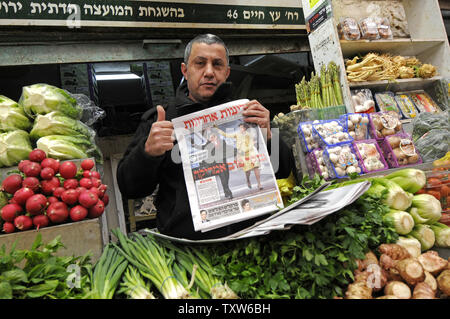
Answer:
145 105 175 157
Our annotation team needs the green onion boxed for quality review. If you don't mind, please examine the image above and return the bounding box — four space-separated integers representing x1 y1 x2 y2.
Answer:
119 266 155 299
89 244 128 299
111 229 191 299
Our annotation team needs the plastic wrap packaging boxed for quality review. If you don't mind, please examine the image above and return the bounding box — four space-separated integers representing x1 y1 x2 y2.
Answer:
341 113 370 141
359 17 380 40
375 17 393 40
394 93 419 119
323 143 363 179
374 92 400 114
338 17 361 40
310 148 331 180
434 78 449 111
353 139 389 173
369 111 403 141
414 129 450 163
381 133 422 168
72 93 106 126
350 89 376 113
412 111 450 142
406 90 442 114
312 119 353 149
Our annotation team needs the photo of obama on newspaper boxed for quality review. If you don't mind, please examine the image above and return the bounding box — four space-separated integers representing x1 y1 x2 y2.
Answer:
172 99 283 233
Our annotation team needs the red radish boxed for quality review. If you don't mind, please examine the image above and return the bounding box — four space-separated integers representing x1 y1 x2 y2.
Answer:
22 177 40 192
25 194 48 215
41 177 60 195
18 159 32 172
82 170 92 178
23 162 41 177
61 189 79 205
33 214 49 229
1 203 23 222
29 149 47 162
78 190 98 208
47 196 59 204
81 159 95 171
102 193 109 207
59 161 77 179
13 187 34 206
63 179 78 189
75 187 87 197
79 178 93 189
91 171 101 179
89 187 101 198
41 158 60 173
98 184 108 198
90 177 102 188
3 222 15 233
47 202 69 223
9 198 19 205
88 199 105 218
70 205 88 222
1 174 23 194
53 187 66 198
14 215 33 231
40 167 55 180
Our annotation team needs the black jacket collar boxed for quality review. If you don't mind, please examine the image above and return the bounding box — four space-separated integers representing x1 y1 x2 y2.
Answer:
175 81 234 116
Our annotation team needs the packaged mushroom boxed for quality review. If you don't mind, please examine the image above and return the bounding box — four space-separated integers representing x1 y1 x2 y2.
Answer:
341 113 370 141
381 133 422 168
298 121 319 153
312 119 353 148
324 143 363 179
311 148 330 180
354 139 388 173
369 111 403 140
350 89 376 113
338 17 361 41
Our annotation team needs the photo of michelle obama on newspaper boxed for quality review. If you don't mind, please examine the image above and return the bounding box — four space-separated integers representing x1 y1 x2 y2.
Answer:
172 99 284 233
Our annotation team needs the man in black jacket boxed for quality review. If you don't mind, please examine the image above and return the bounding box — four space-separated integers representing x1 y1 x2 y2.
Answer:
117 34 297 239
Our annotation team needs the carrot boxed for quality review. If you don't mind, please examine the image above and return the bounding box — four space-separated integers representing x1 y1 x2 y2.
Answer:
427 177 441 187
426 189 441 201
441 185 450 198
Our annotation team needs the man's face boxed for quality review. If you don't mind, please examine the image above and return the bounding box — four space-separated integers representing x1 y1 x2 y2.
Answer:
181 42 230 103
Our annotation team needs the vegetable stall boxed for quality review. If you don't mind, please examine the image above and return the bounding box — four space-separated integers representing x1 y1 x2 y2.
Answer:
0 0 449 301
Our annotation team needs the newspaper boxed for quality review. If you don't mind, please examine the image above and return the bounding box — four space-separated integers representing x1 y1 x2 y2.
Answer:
144 181 371 244
171 99 284 233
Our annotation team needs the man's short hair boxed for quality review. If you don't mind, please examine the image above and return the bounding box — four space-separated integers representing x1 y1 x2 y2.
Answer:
241 199 250 207
184 34 229 66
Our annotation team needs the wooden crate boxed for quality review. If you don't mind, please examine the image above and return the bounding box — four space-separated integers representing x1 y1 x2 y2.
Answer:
0 218 104 263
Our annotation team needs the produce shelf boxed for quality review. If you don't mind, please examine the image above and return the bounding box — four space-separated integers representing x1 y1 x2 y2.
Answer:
348 76 444 90
340 39 445 58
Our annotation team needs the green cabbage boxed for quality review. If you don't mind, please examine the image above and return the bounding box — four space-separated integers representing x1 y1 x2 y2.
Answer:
30 111 94 140
409 194 442 224
0 95 32 132
0 130 32 167
36 135 102 163
409 224 436 251
384 168 426 194
430 223 450 248
19 84 82 119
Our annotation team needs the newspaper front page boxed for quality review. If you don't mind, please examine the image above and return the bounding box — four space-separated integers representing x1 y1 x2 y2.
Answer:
171 99 284 233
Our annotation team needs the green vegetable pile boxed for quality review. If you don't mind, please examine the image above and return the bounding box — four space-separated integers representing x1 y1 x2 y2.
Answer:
203 194 398 299
0 233 91 299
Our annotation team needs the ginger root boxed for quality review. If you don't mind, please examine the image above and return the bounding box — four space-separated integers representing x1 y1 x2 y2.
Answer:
423 271 438 293
356 251 379 271
378 244 411 261
417 251 448 276
394 258 425 286
345 281 372 299
412 282 435 299
384 281 411 299
437 269 450 296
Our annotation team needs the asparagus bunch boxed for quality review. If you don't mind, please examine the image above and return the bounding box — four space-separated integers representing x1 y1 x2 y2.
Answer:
292 62 344 111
